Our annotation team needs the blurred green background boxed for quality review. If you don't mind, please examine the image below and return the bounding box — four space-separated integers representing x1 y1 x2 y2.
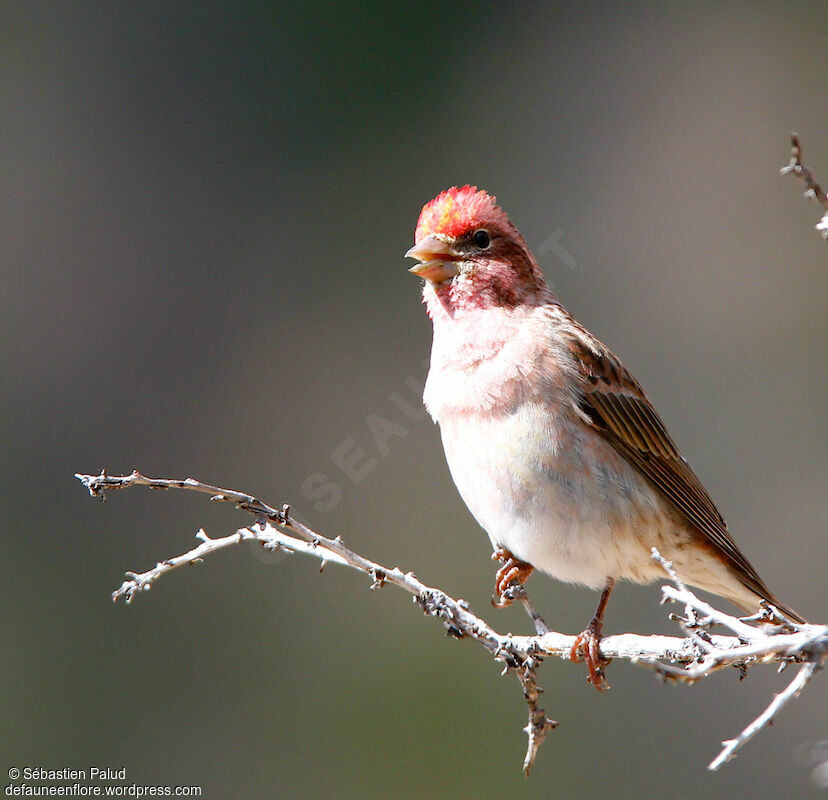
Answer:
2 1 826 797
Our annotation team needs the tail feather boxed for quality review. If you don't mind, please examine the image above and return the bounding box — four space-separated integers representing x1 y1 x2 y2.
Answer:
731 586 806 625
759 592 805 625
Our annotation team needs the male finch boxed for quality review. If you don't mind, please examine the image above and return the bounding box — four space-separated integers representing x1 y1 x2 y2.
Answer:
406 185 802 689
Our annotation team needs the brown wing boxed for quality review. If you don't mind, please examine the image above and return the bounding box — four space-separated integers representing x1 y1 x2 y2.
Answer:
560 323 801 620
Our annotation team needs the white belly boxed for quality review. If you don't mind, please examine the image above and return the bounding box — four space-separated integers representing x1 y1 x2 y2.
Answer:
438 402 677 590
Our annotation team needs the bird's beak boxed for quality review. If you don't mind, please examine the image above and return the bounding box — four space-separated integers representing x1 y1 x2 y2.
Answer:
405 234 460 284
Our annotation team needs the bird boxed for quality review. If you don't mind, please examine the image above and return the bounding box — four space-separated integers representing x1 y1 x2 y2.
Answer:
405 185 803 689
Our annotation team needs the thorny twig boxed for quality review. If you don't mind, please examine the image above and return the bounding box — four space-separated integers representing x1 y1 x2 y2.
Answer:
76 469 826 774
780 133 828 240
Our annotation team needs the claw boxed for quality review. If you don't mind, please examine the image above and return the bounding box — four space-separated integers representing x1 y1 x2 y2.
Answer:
570 623 611 690
569 577 616 691
492 548 534 608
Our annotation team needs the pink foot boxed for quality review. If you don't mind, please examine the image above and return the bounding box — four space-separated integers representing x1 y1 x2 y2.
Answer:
570 620 611 691
491 548 534 608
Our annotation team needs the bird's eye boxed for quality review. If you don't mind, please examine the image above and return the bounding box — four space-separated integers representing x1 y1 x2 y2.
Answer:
472 229 491 249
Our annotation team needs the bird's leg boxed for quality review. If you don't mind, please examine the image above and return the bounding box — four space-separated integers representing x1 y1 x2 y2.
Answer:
491 547 534 608
570 578 616 691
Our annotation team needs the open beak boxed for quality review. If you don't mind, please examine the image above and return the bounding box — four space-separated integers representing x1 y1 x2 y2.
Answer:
405 234 460 284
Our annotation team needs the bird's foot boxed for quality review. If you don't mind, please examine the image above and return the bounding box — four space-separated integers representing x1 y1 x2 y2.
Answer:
491 548 534 608
570 619 611 691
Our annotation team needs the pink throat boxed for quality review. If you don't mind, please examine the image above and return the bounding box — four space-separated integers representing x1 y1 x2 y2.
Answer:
422 259 551 322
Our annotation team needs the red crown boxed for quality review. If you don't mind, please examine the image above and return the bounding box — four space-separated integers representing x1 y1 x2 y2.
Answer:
415 186 496 241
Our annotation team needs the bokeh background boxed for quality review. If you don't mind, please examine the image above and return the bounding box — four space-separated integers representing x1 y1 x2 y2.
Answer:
2 1 826 797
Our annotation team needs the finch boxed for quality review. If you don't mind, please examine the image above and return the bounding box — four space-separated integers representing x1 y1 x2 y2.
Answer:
406 185 802 688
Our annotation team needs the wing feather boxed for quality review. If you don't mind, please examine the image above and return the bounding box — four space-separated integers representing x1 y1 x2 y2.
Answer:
556 321 802 621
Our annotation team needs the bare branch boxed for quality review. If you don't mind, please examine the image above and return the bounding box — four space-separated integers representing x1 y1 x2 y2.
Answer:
780 132 828 240
76 469 826 774
709 660 820 771
648 549 825 768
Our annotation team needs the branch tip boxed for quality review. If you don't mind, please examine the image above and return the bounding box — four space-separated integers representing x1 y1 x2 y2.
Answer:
780 133 828 239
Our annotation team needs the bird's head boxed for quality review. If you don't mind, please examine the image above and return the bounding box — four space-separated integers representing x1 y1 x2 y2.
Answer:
405 186 548 314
